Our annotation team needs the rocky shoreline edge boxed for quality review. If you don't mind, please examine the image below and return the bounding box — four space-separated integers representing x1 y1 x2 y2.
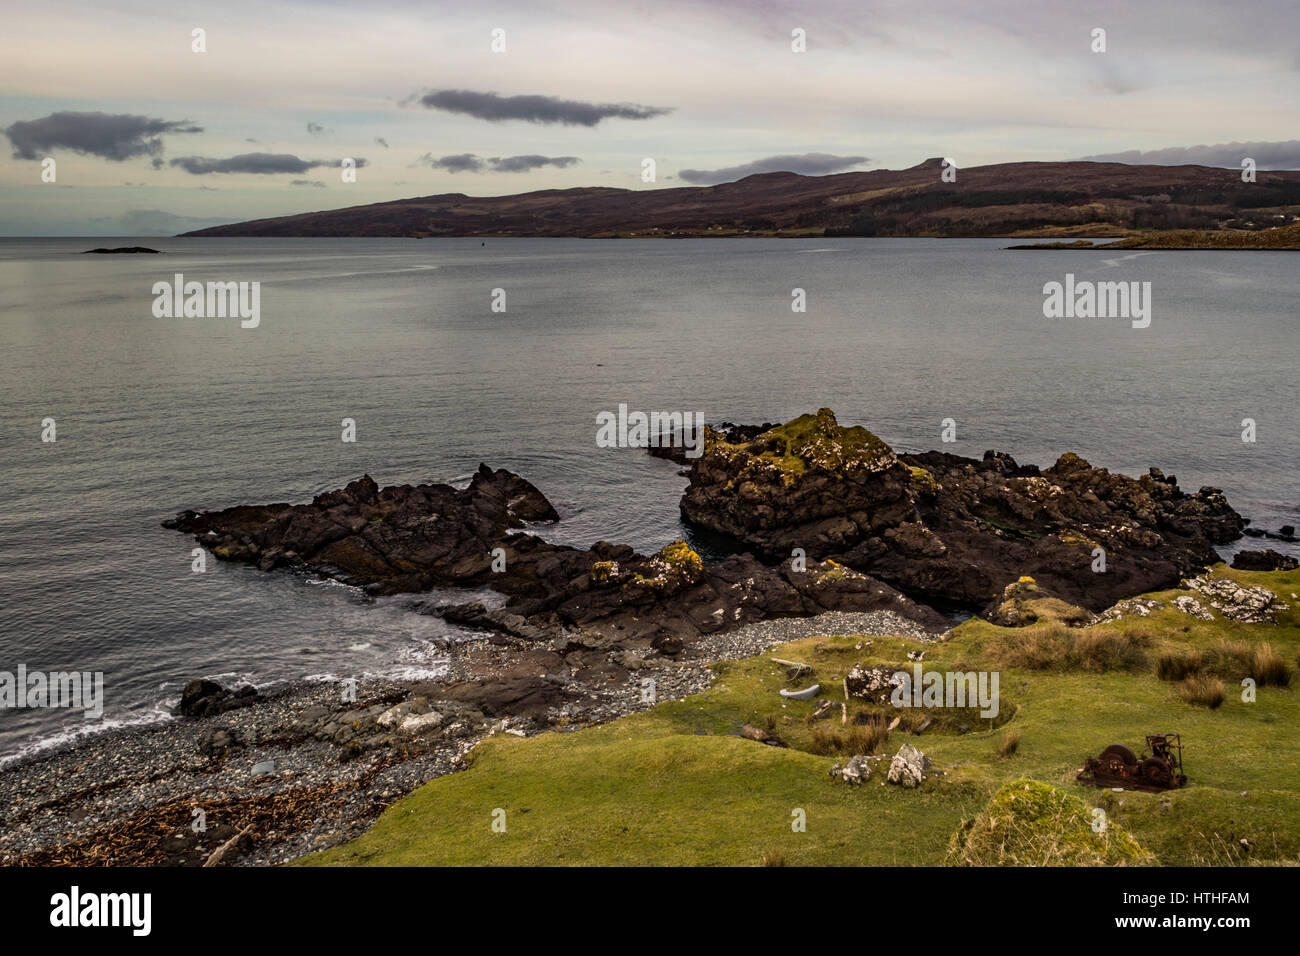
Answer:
0 609 936 866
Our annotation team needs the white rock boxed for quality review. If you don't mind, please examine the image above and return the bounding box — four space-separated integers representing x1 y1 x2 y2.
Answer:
887 743 930 788
830 754 874 785
399 712 444 736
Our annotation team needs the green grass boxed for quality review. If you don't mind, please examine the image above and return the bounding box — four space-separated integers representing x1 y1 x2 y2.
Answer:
298 565 1300 867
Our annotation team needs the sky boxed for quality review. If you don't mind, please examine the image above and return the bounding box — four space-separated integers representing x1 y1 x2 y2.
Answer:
1 0 1298 235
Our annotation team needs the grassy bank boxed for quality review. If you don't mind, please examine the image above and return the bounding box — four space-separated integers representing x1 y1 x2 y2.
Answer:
299 566 1300 866
1012 222 1300 250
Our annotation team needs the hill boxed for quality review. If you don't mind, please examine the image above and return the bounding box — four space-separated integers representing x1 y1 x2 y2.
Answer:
181 159 1300 239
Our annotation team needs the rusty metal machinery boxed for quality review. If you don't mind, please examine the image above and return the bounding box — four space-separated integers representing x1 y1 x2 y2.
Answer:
1078 734 1187 791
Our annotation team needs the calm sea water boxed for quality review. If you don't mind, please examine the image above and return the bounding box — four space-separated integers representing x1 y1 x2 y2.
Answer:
1 236 1296 760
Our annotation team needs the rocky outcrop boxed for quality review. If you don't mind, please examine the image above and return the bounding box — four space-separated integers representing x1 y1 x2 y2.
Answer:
1183 575 1289 623
1231 549 1299 572
163 464 559 595
165 464 948 663
679 409 1243 612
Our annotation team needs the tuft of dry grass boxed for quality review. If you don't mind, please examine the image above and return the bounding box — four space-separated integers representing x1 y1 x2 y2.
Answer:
809 713 889 755
1157 640 1290 688
989 622 1148 672
988 622 1071 669
760 850 786 867
1156 649 1204 682
845 716 890 755
1072 629 1149 672
1177 675 1225 709
1251 643 1292 688
998 729 1021 758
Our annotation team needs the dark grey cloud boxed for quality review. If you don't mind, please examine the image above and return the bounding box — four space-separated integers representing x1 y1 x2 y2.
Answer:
3 111 202 161
421 153 582 173
413 89 671 126
306 122 331 136
291 179 327 187
375 136 390 148
422 152 484 173
488 154 581 172
678 153 870 185
169 152 368 174
1080 141 1300 169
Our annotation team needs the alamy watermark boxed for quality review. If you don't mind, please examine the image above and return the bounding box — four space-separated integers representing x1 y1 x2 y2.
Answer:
50 886 150 936
152 273 260 328
1 665 103 718
1042 273 1151 328
891 664 1000 718
595 404 706 458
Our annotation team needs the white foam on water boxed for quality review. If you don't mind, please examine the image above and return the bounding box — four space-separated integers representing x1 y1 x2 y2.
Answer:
0 700 177 769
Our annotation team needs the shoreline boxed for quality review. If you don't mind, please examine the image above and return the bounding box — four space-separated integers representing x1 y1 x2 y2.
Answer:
0 609 938 866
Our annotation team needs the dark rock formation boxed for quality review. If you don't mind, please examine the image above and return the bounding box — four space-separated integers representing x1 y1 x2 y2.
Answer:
177 679 262 718
163 465 559 595
679 409 1243 613
164 462 948 660
1231 549 1299 572
81 246 161 254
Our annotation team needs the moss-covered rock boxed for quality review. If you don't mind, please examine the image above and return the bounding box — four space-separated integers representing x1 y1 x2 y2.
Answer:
947 779 1155 866
627 540 703 593
988 578 1094 627
590 560 621 585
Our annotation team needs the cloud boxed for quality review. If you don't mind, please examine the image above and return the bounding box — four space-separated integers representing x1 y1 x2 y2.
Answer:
412 89 671 126
291 179 327 187
488 154 581 172
420 153 582 173
1079 141 1300 169
677 153 870 185
306 122 331 136
374 136 389 148
169 152 367 174
422 152 484 172
3 111 202 161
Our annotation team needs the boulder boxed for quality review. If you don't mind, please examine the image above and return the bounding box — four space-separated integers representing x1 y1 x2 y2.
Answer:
829 754 875 785
1231 549 1299 572
177 679 262 718
844 663 904 702
887 743 931 788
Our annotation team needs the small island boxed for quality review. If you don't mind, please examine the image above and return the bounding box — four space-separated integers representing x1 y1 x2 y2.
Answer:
81 246 162 254
1010 222 1300 250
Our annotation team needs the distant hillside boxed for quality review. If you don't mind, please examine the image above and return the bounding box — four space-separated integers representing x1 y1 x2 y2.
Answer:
181 158 1300 239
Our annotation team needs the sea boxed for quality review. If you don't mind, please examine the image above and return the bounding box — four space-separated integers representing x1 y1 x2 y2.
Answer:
1 236 1296 761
